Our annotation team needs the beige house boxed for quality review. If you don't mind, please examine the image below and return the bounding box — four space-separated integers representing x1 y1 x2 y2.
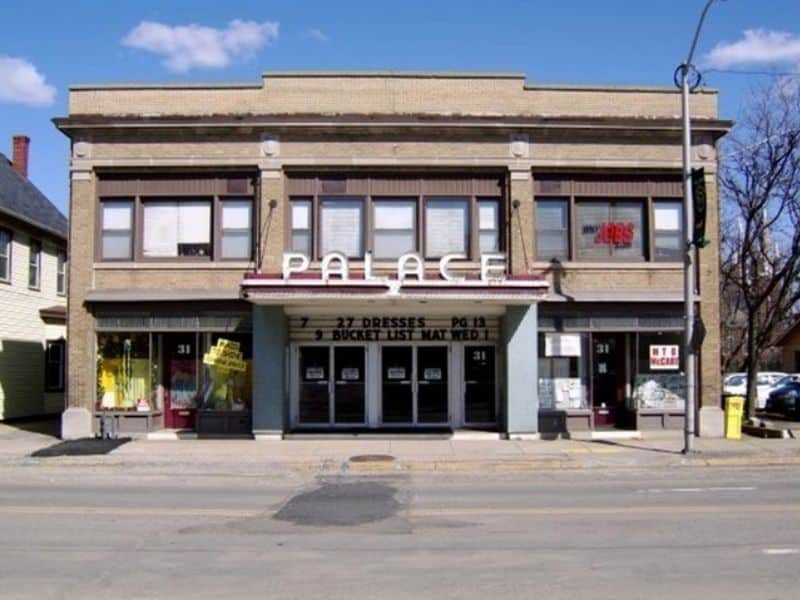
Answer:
55 72 729 439
777 320 800 373
0 136 68 420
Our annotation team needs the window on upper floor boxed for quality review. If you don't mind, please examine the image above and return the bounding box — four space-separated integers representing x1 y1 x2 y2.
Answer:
99 194 254 262
101 200 134 260
0 228 11 282
320 197 364 258
373 198 417 259
653 200 684 262
57 252 67 295
28 239 41 289
535 198 570 261
286 174 505 261
575 200 645 261
533 174 685 264
143 198 212 258
478 199 501 253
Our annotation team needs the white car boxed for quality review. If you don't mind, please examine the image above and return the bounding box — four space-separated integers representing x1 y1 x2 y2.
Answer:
722 372 788 409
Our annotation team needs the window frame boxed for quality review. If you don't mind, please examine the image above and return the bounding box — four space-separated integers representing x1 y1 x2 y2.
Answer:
45 338 66 393
289 197 314 258
477 197 502 254
56 252 67 296
651 199 684 263
286 179 504 262
371 197 419 260
534 197 570 262
28 238 41 290
0 227 11 283
99 199 135 262
318 196 366 259
97 188 257 263
217 197 254 261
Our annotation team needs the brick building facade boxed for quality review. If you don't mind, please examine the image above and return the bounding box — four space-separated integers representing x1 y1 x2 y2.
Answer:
55 72 729 439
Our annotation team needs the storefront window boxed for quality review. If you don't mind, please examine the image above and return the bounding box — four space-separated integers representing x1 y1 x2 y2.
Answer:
633 332 685 410
96 333 153 411
198 333 253 412
576 200 644 261
537 333 589 410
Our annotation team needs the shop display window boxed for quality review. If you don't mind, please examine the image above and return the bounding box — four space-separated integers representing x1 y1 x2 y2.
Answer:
537 333 589 410
198 333 253 412
96 333 154 411
633 332 686 410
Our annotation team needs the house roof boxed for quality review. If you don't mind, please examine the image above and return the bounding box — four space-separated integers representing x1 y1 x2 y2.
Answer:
776 318 800 347
0 152 67 241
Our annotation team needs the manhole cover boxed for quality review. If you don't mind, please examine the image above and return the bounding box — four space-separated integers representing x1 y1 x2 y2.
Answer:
349 454 396 463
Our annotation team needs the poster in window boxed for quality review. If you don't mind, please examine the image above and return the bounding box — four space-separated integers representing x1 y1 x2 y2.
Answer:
650 345 680 370
341 368 360 381
423 368 442 381
305 367 325 380
387 367 406 380
545 333 581 357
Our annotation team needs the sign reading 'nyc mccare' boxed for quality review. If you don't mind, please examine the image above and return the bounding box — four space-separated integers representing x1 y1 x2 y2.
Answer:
281 252 508 285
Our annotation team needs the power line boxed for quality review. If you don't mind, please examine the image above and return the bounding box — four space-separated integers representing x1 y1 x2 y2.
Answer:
704 68 800 78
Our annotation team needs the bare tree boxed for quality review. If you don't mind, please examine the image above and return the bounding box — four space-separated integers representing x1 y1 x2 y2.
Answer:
719 81 800 420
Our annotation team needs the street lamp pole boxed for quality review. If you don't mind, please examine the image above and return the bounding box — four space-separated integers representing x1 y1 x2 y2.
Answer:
677 0 724 454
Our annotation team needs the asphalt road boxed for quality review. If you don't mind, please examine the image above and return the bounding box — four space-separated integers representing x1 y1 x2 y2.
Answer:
1 466 799 599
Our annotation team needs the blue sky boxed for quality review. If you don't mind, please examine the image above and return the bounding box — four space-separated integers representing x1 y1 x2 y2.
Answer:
2 0 799 214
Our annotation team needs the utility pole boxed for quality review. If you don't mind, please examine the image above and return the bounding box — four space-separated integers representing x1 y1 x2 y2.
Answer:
675 0 725 454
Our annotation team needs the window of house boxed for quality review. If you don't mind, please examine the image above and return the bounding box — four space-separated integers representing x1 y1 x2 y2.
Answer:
45 339 66 392
101 200 134 260
290 199 313 257
220 199 252 260
535 198 569 261
57 252 67 295
320 197 364 258
373 199 417 259
0 228 10 282
424 197 469 258
653 201 683 262
143 199 212 258
576 200 644 260
478 199 500 253
28 239 41 289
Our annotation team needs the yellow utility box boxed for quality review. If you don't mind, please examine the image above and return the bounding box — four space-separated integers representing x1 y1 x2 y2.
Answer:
725 396 745 440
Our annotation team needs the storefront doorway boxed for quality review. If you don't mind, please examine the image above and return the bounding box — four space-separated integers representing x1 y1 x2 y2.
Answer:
298 345 367 426
380 345 449 426
591 333 626 428
163 332 198 429
291 341 498 431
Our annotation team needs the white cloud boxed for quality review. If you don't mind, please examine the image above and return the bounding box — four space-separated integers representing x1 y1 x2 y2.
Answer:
307 28 329 42
0 56 56 106
122 19 279 72
703 29 800 69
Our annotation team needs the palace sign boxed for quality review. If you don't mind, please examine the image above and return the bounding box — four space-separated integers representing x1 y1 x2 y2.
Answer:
282 251 508 288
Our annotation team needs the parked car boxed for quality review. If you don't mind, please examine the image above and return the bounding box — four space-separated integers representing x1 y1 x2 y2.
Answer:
722 372 788 409
765 381 800 418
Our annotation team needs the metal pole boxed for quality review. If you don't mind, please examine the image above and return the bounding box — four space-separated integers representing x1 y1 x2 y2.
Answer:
681 68 696 454
678 0 724 454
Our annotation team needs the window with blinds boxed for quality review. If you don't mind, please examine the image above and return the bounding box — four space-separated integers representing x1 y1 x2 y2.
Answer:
143 199 211 257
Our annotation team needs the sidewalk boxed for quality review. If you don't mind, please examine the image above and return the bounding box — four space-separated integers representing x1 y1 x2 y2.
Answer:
2 421 800 474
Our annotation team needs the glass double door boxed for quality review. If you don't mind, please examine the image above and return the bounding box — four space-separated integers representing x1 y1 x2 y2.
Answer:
381 346 449 425
299 346 366 425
